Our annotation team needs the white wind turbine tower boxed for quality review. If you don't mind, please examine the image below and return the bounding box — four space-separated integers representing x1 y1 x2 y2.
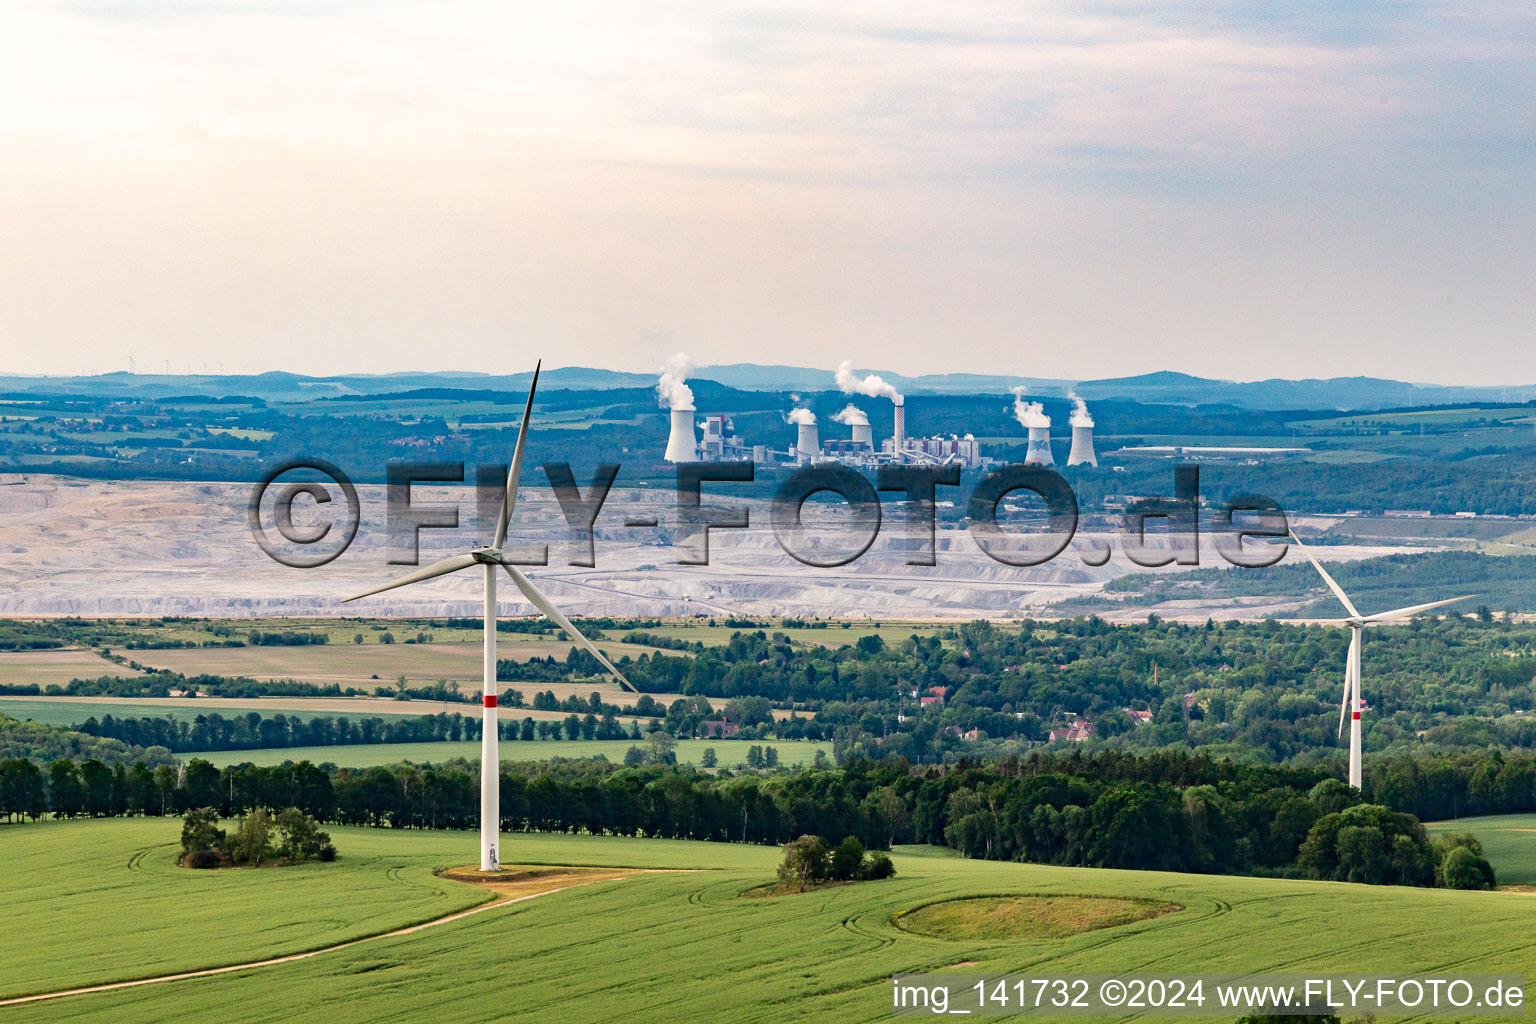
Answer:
1289 532 1472 790
343 362 634 872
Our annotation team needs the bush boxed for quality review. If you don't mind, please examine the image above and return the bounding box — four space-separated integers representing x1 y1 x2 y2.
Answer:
777 835 830 892
1440 845 1496 890
184 848 228 870
860 852 896 880
829 836 866 881
318 843 338 862
1432 833 1497 890
179 806 225 863
230 809 274 866
275 806 331 861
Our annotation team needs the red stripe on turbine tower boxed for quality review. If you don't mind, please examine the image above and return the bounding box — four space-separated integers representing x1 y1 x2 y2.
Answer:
1352 711 1361 719
484 695 498 708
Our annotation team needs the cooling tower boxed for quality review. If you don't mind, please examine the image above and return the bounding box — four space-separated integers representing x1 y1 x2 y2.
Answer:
851 423 873 448
1067 425 1097 467
893 405 906 458
1025 426 1055 466
664 408 697 463
796 422 821 461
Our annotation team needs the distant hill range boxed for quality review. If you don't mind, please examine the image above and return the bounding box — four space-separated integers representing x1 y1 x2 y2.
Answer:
3 366 1533 412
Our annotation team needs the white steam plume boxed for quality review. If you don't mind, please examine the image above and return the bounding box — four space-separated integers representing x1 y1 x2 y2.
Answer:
831 404 868 426
1069 392 1094 428
656 353 695 410
835 360 903 406
1011 387 1050 429
788 407 817 425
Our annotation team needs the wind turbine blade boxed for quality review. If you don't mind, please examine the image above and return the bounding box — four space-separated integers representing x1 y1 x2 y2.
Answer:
1288 531 1360 619
1337 673 1350 739
494 361 541 550
501 563 636 692
341 553 478 602
1361 595 1475 625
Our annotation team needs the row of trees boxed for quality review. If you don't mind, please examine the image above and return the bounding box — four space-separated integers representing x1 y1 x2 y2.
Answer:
0 749 1504 889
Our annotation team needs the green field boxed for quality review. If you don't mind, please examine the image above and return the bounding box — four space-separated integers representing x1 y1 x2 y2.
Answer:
1428 813 1536 886
0 698 432 728
188 738 833 769
5 818 1536 1022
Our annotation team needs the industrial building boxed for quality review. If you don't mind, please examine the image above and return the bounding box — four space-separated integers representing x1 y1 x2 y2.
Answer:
658 365 1098 473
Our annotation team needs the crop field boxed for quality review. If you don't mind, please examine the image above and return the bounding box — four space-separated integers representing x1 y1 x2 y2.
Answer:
0 695 649 729
1428 813 1536 886
0 649 139 687
188 737 834 768
5 818 1536 1023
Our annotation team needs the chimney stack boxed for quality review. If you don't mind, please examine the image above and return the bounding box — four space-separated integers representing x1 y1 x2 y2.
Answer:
893 405 906 459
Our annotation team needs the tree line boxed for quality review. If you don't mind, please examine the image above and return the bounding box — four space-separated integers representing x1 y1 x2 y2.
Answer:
0 748 1508 890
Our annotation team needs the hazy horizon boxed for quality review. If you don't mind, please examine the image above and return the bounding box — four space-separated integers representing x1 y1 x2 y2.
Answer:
3 362 1534 392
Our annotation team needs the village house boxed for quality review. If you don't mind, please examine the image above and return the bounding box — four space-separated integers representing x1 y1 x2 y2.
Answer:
1048 721 1094 743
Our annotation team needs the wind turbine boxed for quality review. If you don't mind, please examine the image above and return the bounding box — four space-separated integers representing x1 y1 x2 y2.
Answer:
343 362 634 871
1289 532 1472 790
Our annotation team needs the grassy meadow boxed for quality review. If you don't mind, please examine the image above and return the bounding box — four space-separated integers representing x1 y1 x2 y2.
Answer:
189 737 834 769
5 818 1536 1022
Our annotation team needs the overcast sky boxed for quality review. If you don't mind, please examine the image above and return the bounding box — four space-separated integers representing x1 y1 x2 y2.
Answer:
1 0 1532 384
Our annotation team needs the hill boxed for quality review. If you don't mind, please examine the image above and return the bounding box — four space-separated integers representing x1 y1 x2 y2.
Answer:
3 819 1534 1021
5 366 1534 410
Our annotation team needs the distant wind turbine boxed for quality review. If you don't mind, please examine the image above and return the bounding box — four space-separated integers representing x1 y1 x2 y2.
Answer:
342 362 634 871
1290 532 1472 789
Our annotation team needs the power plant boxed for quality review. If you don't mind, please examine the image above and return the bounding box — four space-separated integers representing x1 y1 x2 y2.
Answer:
654 358 1101 473
697 414 742 460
